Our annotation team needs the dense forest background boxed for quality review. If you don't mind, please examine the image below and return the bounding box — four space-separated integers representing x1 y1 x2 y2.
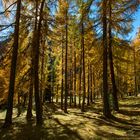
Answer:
0 0 140 139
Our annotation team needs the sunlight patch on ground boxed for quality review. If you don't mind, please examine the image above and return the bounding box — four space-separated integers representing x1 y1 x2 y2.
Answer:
0 97 140 140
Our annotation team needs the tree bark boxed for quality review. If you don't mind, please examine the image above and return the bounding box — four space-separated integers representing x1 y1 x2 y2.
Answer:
56 85 59 103
108 0 119 111
74 49 77 107
87 63 90 105
33 0 45 125
90 65 93 103
17 92 21 117
61 35 64 110
40 41 45 103
64 7 68 113
93 69 96 101
102 0 111 118
4 0 21 127
81 6 86 112
133 45 137 96
26 69 33 121
79 51 82 107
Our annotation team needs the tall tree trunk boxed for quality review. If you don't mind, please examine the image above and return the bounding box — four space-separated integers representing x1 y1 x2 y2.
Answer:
108 0 119 111
133 45 137 96
81 7 86 112
4 0 21 127
102 0 111 118
87 63 90 105
33 0 45 125
90 65 93 103
40 41 45 103
17 92 21 117
56 85 59 103
93 69 96 101
70 41 73 107
26 68 33 121
74 49 77 107
61 35 64 110
64 7 68 113
69 71 72 106
79 51 82 107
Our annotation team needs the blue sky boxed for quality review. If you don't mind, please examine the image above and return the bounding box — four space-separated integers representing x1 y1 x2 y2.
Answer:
128 8 140 40
0 1 140 41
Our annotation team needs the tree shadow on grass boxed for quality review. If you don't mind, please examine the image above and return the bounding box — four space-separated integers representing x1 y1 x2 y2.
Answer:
120 103 140 108
109 115 140 126
53 118 84 140
118 109 140 116
89 115 140 139
94 116 140 139
0 117 85 140
94 127 139 140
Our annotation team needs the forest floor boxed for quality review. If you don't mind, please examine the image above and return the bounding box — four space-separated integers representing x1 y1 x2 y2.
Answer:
0 96 140 140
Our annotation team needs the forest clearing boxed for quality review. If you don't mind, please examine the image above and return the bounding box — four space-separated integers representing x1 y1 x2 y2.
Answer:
0 97 140 140
0 0 140 139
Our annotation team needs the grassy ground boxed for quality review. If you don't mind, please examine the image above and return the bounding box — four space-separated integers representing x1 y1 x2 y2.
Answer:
0 96 140 140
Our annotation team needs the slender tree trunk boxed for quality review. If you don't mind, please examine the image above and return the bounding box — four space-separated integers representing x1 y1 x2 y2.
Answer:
33 0 45 125
133 45 137 96
102 0 111 118
87 63 90 105
79 51 82 107
64 7 68 113
108 0 119 111
17 92 21 117
27 35 34 120
26 69 33 121
93 69 96 101
74 50 77 107
90 65 93 103
70 41 73 107
81 8 86 112
56 85 59 103
4 0 21 127
125 56 129 96
70 70 73 107
61 35 64 110
40 41 45 103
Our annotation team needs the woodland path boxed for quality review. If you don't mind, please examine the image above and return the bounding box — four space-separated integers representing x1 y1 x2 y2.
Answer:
0 96 140 140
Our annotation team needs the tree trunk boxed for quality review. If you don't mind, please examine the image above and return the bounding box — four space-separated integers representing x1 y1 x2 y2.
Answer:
61 35 64 110
108 0 119 111
70 41 73 107
81 8 86 112
68 81 72 106
64 7 68 113
17 92 21 117
133 45 137 96
79 51 82 108
4 0 21 127
74 50 77 107
93 69 96 101
33 0 45 125
90 65 93 103
26 69 33 121
102 0 111 118
87 63 90 105
56 85 59 103
40 41 45 103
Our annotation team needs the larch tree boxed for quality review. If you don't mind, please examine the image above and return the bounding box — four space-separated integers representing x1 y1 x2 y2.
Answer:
64 0 69 113
33 0 45 125
108 0 119 111
102 0 111 118
4 0 22 127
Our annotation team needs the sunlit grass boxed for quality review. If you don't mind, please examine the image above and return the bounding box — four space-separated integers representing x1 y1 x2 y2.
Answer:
0 97 140 140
